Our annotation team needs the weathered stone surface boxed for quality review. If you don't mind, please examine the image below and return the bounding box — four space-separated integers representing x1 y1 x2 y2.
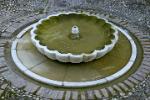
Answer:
56 91 65 99
1 83 8 89
86 90 95 99
1 32 12 38
24 82 39 93
124 80 134 88
118 83 129 92
132 74 144 81
142 64 150 71
94 90 102 99
100 88 109 97
36 87 52 99
143 60 150 66
144 52 150 55
49 90 59 99
2 70 27 88
107 87 117 96
6 26 16 33
136 71 147 78
80 91 86 100
128 77 139 84
139 68 149 74
65 91 71 100
0 52 4 57
0 47 4 53
0 57 7 67
71 91 78 100
113 85 125 95
0 67 8 74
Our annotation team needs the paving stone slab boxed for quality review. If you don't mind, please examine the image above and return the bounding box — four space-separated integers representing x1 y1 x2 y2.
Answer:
86 90 95 99
71 91 78 100
0 67 8 74
144 54 150 58
0 52 4 57
136 71 147 78
49 90 59 99
139 68 149 74
142 65 150 71
56 91 64 99
24 82 39 93
65 91 71 100
2 70 27 88
0 43 5 47
1 32 13 38
94 90 102 99
113 85 125 94
6 26 16 33
17 50 47 69
142 61 150 67
0 47 4 53
124 80 134 88
144 52 150 55
0 57 7 67
132 74 144 81
100 88 109 97
118 83 129 92
80 91 86 100
141 41 150 45
0 65 6 69
107 87 117 96
30 60 67 81
1 83 8 89
0 40 7 44
128 77 139 84
36 87 52 99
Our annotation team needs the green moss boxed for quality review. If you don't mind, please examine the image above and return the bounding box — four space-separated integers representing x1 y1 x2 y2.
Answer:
35 13 115 54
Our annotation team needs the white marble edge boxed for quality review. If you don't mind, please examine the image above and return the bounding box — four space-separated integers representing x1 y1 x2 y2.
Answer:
24 70 63 86
11 40 28 71
30 11 119 63
11 39 18 50
11 12 137 88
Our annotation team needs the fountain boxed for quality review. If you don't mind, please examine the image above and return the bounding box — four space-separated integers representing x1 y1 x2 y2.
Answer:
11 11 139 88
30 12 118 63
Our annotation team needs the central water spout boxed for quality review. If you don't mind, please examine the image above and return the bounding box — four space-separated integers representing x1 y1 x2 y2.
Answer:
71 25 79 39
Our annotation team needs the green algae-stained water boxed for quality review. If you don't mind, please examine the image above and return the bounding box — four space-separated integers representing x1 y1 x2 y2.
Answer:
35 14 114 54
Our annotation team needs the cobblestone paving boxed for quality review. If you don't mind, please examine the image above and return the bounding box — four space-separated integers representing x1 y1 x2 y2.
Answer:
0 0 150 99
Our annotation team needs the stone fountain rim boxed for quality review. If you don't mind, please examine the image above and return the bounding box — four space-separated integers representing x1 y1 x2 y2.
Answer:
30 11 119 63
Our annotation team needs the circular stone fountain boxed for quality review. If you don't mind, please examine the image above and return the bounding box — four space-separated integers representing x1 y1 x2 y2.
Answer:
11 11 138 88
30 12 118 63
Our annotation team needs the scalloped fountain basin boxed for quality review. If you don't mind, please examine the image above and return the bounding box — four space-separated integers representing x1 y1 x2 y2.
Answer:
31 12 119 63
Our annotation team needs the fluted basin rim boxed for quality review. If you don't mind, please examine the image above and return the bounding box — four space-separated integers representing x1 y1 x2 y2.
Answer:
30 11 119 63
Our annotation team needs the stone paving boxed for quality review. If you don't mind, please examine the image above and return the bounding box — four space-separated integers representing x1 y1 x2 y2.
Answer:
0 0 149 99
